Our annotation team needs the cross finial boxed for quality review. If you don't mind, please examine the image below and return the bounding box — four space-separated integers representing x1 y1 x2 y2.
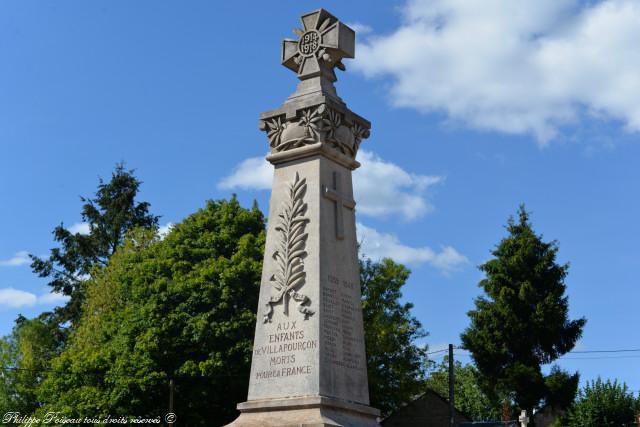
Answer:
282 9 355 83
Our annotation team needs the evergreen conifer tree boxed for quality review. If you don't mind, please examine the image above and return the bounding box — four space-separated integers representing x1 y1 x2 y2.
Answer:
461 205 585 415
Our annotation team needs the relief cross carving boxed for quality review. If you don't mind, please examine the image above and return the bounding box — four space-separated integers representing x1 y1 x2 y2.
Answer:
323 171 355 240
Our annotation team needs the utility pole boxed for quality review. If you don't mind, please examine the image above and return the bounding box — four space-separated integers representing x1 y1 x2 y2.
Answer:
449 344 455 427
169 378 175 427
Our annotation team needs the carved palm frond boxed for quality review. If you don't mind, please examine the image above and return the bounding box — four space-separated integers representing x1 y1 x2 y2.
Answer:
323 108 341 141
299 106 324 140
266 117 285 148
264 173 315 323
352 122 369 154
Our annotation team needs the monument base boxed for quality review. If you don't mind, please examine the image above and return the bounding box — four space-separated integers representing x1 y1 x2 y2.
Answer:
224 396 380 427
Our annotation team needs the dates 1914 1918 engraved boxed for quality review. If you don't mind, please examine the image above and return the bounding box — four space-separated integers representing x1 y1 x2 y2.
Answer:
264 173 315 323
298 30 320 56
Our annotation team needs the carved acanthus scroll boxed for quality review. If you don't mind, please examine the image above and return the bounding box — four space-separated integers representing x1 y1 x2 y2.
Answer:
264 172 315 323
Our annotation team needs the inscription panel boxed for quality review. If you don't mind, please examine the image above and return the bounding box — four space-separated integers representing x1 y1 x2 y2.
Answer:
252 321 317 381
247 163 322 401
322 274 366 372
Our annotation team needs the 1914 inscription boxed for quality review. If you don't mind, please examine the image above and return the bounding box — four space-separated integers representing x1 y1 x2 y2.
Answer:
299 30 320 56
253 321 317 380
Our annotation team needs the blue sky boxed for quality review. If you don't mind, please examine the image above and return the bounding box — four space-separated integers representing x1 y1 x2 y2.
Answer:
1 0 638 395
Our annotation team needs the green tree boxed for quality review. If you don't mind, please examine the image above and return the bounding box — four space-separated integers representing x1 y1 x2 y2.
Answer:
0 164 158 416
32 189 428 422
30 163 159 328
37 198 265 426
425 357 501 421
0 317 57 415
0 333 17 414
460 205 585 415
560 378 639 427
545 365 580 412
360 257 429 416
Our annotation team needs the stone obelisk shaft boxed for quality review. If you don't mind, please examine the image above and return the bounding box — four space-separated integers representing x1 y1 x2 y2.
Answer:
226 9 378 427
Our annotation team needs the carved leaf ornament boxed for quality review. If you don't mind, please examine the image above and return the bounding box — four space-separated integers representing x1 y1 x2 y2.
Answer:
264 105 369 158
264 172 315 323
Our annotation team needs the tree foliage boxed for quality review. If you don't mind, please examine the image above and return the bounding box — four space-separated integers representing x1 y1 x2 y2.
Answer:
0 317 58 415
0 336 13 414
0 165 158 416
425 357 501 421
37 198 265 426
460 205 585 413
560 378 639 427
360 257 429 416
5 159 433 424
30 163 159 328
545 365 580 411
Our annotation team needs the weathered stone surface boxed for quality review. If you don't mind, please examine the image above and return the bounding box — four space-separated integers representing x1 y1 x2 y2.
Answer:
245 153 369 404
260 100 370 160
230 396 379 427
281 9 355 84
224 9 379 427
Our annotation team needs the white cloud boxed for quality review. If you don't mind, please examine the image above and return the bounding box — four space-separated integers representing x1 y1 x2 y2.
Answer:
158 222 174 239
37 291 69 305
218 150 442 221
355 151 442 221
68 222 90 235
0 251 30 267
357 223 468 273
218 156 273 190
354 0 640 144
0 288 37 308
0 288 69 309
347 22 373 35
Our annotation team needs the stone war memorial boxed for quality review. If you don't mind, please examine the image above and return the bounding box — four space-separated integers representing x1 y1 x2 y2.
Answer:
225 8 380 427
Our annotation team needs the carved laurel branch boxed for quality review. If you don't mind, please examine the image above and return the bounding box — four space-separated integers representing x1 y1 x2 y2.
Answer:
263 172 315 323
263 105 369 158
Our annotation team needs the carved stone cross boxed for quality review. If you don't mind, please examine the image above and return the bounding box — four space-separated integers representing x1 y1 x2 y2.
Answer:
323 171 355 240
281 9 355 83
518 410 529 427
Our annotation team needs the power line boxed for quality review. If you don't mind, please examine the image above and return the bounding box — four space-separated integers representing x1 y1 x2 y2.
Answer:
569 348 640 354
560 355 640 360
427 346 640 360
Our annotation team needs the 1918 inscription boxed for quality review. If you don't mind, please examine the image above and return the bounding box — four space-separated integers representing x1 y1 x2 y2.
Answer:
299 30 320 56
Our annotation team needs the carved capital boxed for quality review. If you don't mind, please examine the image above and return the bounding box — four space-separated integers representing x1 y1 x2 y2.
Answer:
260 103 370 159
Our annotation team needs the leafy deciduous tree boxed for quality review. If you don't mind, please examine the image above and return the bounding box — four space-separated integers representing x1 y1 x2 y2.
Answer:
360 257 429 416
37 198 265 426
0 317 58 415
425 356 501 421
560 378 639 427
